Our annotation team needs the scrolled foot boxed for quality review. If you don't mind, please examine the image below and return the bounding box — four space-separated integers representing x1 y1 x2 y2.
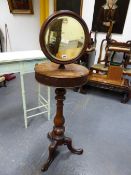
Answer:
47 132 53 141
41 141 57 172
64 137 83 155
79 87 88 94
73 87 79 92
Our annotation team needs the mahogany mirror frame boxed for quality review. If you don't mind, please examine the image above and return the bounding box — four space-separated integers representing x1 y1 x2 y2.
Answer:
39 10 90 65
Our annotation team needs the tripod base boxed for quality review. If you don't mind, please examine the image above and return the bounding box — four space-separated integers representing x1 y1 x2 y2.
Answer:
41 132 83 172
41 88 83 172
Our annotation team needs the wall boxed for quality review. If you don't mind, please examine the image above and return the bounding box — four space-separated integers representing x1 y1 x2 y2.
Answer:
0 0 131 58
49 0 131 63
0 0 40 51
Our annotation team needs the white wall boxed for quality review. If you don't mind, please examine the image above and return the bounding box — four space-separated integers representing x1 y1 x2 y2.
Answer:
0 0 131 58
0 0 40 51
49 0 131 63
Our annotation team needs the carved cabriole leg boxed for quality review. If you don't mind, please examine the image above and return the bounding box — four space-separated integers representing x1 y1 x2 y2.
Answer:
41 88 83 172
41 141 58 171
64 137 83 154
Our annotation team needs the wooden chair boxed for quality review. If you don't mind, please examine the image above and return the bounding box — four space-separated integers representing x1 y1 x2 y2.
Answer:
87 31 131 103
90 21 114 73
90 38 109 73
90 35 131 75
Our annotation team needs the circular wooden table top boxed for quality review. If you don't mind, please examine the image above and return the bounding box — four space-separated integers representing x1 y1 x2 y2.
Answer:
35 62 89 88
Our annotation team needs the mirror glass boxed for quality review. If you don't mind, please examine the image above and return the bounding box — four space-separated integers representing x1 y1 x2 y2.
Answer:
43 16 85 62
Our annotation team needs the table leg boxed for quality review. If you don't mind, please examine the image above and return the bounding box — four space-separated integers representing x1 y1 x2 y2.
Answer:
20 73 28 128
38 83 40 106
47 86 50 120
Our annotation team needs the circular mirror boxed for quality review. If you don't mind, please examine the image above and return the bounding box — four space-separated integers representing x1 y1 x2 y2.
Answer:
40 11 90 64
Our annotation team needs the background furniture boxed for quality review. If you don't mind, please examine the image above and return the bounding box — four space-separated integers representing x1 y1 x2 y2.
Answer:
88 66 130 103
0 75 6 87
88 39 131 103
0 50 50 128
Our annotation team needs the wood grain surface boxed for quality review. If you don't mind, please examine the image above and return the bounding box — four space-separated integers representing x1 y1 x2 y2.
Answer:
35 62 89 87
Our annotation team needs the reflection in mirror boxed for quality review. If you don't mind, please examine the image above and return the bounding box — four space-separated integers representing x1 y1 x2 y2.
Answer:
44 16 85 61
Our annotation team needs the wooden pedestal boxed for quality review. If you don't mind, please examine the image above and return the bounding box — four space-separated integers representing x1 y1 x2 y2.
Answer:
35 62 89 171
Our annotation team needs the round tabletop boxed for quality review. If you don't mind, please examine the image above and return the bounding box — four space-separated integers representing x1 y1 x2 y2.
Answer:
35 62 89 88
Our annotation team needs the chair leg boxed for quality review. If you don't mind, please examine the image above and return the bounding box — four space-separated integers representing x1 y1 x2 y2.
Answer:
0 80 6 87
121 92 130 104
3 80 7 87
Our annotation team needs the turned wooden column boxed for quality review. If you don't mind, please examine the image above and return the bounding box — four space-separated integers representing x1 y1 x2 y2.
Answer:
50 88 66 141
